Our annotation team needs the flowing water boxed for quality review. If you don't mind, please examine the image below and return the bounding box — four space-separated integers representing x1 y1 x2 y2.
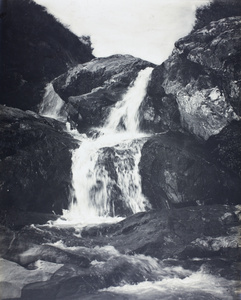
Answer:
39 83 67 122
42 67 153 226
37 67 237 300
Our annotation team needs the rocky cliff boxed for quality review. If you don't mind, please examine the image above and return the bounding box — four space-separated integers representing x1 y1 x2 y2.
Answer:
139 16 241 209
146 16 241 140
0 0 94 111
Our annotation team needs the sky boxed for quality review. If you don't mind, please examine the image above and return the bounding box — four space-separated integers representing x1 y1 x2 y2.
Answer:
34 0 210 65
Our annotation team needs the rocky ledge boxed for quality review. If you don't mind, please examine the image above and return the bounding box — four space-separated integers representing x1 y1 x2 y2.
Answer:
0 105 78 214
139 129 241 209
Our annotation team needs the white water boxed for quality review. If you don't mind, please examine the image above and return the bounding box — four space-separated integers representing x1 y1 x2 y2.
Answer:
61 67 153 225
40 68 153 226
42 241 236 300
39 83 67 122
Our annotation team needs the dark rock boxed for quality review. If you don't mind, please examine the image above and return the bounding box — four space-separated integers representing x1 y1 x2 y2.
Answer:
147 16 241 139
207 120 241 178
0 105 78 214
51 55 155 130
142 65 182 133
139 131 241 208
0 0 94 111
95 205 240 262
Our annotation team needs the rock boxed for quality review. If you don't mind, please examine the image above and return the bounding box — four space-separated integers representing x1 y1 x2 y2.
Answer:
0 0 94 111
0 210 59 230
139 131 241 208
147 16 241 139
0 105 78 214
0 258 63 299
13 244 90 268
207 120 241 178
1 205 238 299
81 204 240 262
50 55 155 130
142 67 182 133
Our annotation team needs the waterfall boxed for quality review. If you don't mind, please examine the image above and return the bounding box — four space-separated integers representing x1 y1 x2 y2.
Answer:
40 67 153 225
39 83 67 122
63 67 153 225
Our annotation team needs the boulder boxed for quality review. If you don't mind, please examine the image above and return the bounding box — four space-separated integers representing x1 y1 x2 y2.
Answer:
139 131 241 209
80 204 240 263
146 16 241 139
49 55 155 130
0 105 78 214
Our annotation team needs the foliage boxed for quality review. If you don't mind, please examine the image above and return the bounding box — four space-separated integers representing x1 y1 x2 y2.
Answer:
193 0 241 31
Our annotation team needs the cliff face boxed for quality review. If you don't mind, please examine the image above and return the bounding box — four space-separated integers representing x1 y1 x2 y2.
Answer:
146 16 241 140
140 16 241 209
0 0 94 111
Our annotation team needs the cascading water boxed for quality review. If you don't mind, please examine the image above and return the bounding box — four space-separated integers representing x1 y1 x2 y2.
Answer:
39 83 67 122
40 67 153 225
62 67 153 224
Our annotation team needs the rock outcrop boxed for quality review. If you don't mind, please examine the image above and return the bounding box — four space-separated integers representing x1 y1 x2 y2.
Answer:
0 105 78 214
0 0 94 111
43 55 155 130
139 16 241 209
139 131 241 209
146 16 241 140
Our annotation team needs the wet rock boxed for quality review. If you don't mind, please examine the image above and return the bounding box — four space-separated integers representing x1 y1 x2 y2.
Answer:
0 258 63 299
0 210 59 231
0 105 78 214
14 244 90 268
1 205 239 299
147 16 241 139
51 55 155 129
139 132 241 208
99 205 240 261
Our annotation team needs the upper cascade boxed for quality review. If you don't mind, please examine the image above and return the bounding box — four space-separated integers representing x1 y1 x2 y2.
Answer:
104 67 153 134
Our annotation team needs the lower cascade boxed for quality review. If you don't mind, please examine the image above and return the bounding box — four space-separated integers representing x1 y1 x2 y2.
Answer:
41 67 153 225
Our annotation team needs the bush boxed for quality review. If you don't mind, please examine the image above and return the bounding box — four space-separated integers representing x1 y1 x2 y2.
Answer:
193 0 241 31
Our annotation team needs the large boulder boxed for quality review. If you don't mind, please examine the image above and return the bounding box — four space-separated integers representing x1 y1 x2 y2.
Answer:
43 55 155 130
0 105 78 214
0 0 94 111
146 16 241 139
139 131 241 209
